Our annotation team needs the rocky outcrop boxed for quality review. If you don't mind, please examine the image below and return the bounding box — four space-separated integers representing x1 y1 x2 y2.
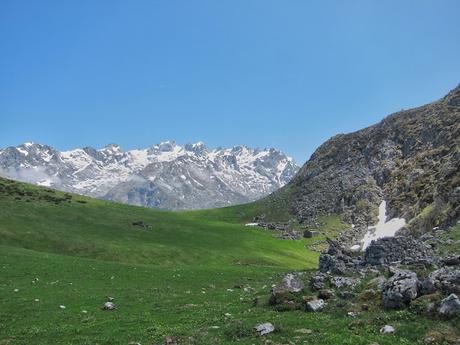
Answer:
275 84 460 235
319 239 360 274
427 268 460 294
382 269 419 309
266 85 460 324
364 236 436 266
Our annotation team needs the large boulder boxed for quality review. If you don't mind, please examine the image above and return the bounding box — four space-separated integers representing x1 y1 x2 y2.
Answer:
269 273 304 308
383 269 418 309
438 294 460 318
428 268 460 294
272 273 304 294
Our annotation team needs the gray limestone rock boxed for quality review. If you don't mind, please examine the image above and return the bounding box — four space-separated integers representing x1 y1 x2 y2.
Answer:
383 270 418 309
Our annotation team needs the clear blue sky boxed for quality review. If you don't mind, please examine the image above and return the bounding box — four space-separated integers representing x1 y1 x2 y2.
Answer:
1 1 459 164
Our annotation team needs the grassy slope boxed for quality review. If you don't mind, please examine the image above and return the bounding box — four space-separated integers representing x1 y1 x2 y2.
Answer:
0 178 312 269
0 178 457 344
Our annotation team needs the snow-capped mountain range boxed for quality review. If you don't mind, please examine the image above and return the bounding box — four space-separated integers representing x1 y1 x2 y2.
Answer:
0 141 299 210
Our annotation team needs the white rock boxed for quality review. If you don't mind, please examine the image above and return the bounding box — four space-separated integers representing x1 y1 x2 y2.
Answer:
350 244 361 252
380 325 395 334
59 305 66 309
306 299 325 312
254 322 275 335
438 293 460 317
103 301 115 310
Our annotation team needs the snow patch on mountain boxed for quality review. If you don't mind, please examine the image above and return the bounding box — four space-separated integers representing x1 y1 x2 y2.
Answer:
0 141 300 210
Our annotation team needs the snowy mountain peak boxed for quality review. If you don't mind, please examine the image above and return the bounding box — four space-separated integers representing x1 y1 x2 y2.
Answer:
156 141 177 152
102 143 122 152
0 141 300 210
185 141 208 155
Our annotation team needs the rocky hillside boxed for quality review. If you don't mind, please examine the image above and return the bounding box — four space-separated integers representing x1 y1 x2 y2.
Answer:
0 141 299 210
284 84 460 237
264 85 460 333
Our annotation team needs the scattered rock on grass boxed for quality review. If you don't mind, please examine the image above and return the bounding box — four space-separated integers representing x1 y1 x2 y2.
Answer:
330 276 359 289
273 273 304 294
254 322 275 335
379 325 395 334
306 299 325 312
103 301 116 310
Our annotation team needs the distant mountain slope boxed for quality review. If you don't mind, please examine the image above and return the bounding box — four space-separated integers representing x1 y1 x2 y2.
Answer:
0 141 299 210
274 84 460 237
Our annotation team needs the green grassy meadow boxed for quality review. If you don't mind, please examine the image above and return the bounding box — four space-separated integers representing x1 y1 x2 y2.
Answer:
0 178 458 344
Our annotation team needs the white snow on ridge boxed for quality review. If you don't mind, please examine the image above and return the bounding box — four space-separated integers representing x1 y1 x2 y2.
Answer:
16 147 29 156
0 141 300 209
361 201 406 250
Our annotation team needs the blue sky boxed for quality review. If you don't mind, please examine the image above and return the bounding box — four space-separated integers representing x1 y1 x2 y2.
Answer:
1 1 459 164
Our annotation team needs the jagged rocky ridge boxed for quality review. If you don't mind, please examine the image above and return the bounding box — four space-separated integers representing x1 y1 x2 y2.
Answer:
0 141 299 210
282 84 460 240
